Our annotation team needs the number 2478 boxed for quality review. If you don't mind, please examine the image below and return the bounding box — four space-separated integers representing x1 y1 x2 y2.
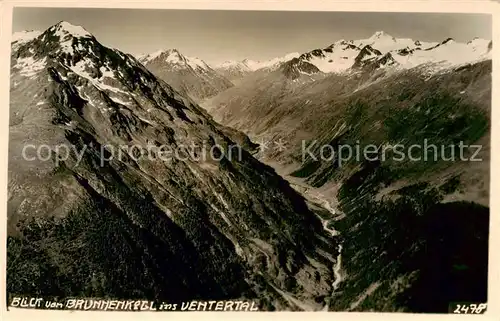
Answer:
453 303 487 314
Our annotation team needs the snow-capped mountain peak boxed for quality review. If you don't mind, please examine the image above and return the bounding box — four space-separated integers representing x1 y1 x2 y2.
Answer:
12 30 42 44
12 22 102 61
467 37 491 51
138 48 211 72
137 49 165 62
353 31 411 53
243 52 301 71
26 21 102 58
138 48 233 101
218 60 250 70
216 52 301 75
285 32 492 76
49 21 93 39
214 60 253 81
11 20 149 101
369 30 395 41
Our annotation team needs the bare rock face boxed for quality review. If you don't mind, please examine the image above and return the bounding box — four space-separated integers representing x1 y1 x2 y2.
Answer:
281 58 321 80
7 21 338 310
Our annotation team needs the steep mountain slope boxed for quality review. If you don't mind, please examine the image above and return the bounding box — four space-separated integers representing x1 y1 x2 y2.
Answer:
11 30 42 51
215 60 253 82
7 21 339 310
210 32 491 85
205 33 491 312
138 49 234 102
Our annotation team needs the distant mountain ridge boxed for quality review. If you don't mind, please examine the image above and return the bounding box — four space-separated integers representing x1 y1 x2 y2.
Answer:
11 30 43 51
282 31 492 78
137 48 234 101
138 48 212 71
203 29 491 313
8 20 338 310
214 31 492 81
215 52 300 80
14 29 489 83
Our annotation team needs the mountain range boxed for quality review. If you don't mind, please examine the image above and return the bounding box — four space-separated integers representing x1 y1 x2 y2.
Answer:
110 30 491 100
215 31 491 80
203 30 491 312
214 52 301 81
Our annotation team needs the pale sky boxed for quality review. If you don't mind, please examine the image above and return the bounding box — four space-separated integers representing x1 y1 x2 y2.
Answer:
12 8 492 65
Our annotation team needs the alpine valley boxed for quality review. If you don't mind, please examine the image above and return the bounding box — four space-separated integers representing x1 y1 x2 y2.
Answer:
8 22 491 312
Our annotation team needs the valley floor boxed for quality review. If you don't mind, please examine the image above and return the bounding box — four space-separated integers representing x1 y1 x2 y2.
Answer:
251 154 347 311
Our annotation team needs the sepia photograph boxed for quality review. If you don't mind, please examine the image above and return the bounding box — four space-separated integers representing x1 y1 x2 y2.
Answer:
4 3 494 315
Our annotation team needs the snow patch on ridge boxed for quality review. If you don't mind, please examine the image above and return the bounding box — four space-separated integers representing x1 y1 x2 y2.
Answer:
99 66 115 79
308 47 359 73
299 31 492 75
138 49 165 63
12 30 42 45
140 49 212 73
68 60 128 94
218 52 300 72
392 38 492 71
14 56 47 77
185 56 210 71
